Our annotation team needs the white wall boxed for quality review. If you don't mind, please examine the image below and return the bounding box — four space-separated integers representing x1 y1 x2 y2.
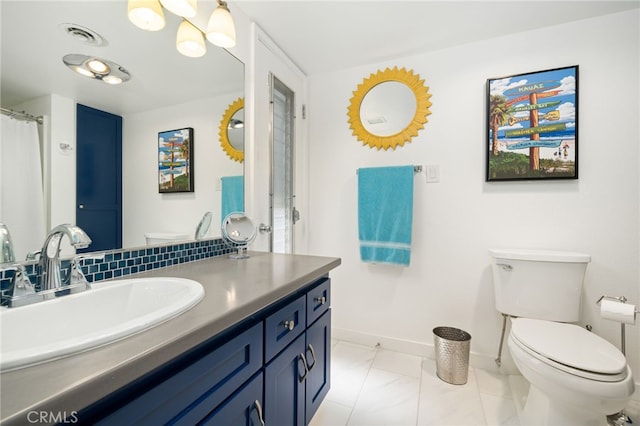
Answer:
307 9 640 378
16 94 76 256
123 93 244 247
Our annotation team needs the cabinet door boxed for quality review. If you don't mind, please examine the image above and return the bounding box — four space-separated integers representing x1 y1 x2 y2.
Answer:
96 323 263 425
199 373 264 426
264 333 306 426
305 309 331 424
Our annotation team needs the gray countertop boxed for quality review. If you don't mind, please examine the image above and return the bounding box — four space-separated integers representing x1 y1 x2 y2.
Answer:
0 251 341 424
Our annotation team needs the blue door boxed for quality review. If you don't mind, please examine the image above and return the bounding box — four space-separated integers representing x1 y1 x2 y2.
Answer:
76 104 122 252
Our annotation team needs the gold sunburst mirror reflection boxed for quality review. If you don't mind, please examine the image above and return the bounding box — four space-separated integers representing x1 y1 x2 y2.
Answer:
219 97 244 162
348 67 432 150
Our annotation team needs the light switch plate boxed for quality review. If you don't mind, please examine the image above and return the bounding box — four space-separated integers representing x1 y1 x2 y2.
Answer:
426 165 439 183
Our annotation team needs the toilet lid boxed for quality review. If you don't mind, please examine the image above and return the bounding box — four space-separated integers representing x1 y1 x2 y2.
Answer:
511 318 627 377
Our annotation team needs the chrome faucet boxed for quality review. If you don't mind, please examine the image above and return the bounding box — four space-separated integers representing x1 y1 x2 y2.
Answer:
0 223 16 264
39 224 92 291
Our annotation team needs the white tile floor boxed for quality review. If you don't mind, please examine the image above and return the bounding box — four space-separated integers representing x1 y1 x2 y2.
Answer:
310 339 640 426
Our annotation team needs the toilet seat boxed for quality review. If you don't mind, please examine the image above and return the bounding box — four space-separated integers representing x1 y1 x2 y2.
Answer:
510 318 627 382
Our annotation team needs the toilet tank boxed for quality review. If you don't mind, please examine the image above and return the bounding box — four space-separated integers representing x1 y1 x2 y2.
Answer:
489 248 591 322
144 233 189 245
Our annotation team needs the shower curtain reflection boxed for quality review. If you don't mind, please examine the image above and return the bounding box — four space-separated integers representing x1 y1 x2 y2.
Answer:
0 115 46 260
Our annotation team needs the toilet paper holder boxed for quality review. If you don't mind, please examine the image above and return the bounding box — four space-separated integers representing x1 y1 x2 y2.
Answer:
596 295 639 317
595 295 637 355
595 295 636 426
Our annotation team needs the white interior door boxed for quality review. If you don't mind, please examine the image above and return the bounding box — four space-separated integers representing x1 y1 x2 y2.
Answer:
248 27 307 254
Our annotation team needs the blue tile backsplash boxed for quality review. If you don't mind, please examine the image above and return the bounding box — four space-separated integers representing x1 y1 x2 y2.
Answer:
1 238 235 296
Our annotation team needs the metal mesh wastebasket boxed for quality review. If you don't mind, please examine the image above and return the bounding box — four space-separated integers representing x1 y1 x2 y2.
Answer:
433 327 471 385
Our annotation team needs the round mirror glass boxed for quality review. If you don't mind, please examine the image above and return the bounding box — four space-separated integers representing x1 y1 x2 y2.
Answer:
195 211 213 240
227 107 244 151
360 81 416 136
347 67 432 150
221 212 256 258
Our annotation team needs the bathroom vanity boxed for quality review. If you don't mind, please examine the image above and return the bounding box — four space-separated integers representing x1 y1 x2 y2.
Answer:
0 251 341 425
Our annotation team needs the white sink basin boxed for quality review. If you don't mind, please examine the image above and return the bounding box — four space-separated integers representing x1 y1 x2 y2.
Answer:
0 277 204 372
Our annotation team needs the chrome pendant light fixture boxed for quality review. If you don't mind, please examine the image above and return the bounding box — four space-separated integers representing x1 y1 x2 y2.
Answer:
127 0 236 57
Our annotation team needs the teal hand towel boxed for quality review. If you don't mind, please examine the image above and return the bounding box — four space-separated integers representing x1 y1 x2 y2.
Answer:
221 176 244 223
358 166 414 266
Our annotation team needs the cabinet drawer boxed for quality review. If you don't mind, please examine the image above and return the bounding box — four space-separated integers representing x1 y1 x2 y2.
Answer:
264 295 306 362
98 322 263 425
307 278 330 327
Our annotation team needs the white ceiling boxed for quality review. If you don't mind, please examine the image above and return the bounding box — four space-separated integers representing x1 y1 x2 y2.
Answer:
1 1 637 115
234 0 640 75
1 0 243 115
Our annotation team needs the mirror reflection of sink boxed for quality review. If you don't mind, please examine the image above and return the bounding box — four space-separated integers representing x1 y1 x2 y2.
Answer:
0 277 204 372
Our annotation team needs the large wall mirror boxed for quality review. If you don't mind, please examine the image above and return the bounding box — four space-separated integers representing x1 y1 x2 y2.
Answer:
347 67 432 150
1 1 244 256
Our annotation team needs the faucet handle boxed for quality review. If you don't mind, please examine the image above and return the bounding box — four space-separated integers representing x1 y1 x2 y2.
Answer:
25 250 41 261
3 263 36 298
69 253 105 285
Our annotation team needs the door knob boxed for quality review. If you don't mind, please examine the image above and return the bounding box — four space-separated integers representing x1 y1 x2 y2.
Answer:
259 223 272 233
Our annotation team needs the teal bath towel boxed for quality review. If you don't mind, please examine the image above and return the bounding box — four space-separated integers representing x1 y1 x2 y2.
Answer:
221 176 244 223
358 165 414 266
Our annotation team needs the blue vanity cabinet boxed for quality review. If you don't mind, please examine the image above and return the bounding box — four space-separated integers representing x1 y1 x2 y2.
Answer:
94 322 264 425
82 276 332 426
199 372 264 425
263 277 332 426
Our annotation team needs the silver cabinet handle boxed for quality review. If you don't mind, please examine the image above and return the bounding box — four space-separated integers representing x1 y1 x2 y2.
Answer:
283 320 295 331
298 353 309 383
306 344 317 371
253 400 265 426
314 296 326 305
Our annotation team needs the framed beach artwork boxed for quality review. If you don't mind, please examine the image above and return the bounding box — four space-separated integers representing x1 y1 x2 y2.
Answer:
486 65 578 181
158 127 194 193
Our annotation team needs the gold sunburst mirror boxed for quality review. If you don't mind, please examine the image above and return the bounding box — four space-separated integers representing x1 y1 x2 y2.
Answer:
219 97 244 162
348 67 432 150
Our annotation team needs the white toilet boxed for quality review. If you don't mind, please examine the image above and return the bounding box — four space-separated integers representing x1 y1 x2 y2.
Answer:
489 248 635 426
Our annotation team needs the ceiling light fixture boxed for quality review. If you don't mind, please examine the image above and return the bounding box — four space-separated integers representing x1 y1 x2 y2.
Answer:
128 0 166 31
176 19 206 58
127 0 236 57
206 0 236 48
63 54 131 85
160 0 197 18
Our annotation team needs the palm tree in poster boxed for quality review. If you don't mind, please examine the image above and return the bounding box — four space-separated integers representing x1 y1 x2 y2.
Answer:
180 138 190 178
489 94 508 156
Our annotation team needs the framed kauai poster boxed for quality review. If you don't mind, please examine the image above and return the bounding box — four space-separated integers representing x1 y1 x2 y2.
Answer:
158 127 194 193
486 65 578 181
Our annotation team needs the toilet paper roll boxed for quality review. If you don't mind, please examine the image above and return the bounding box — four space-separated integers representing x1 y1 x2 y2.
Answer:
600 299 636 325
